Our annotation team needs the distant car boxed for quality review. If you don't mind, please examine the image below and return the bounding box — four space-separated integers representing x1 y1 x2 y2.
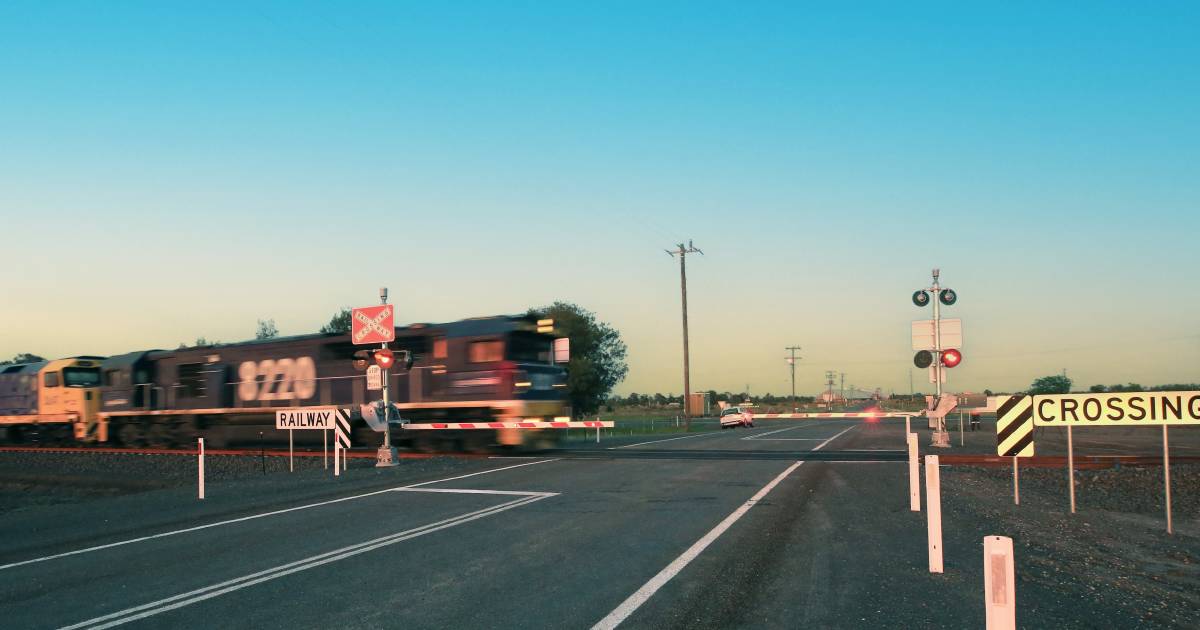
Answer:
719 406 754 428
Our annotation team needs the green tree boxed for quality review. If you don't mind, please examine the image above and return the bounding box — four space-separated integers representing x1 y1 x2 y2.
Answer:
0 353 46 366
528 302 628 416
1029 374 1072 395
320 308 353 334
255 318 279 340
1088 384 1107 393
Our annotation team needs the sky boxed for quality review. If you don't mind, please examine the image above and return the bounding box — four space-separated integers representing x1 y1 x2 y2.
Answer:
2 2 1198 397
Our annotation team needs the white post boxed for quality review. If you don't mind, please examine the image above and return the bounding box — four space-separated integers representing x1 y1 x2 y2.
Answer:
983 535 1017 630
1164 424 1172 534
959 411 964 446
908 433 920 512
926 454 943 573
198 438 205 500
334 440 340 477
1013 456 1019 505
323 429 328 470
289 429 294 473
1067 424 1076 514
905 415 911 435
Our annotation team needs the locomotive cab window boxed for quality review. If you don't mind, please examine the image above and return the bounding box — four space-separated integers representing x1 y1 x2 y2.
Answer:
63 367 101 387
507 333 552 363
44 372 60 388
468 340 504 363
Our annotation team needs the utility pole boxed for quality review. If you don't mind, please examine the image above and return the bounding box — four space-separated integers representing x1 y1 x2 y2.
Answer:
824 370 836 411
667 240 703 430
840 372 846 403
786 346 802 411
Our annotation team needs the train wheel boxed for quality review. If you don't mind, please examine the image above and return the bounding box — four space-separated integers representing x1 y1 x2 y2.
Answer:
146 424 172 449
117 423 146 447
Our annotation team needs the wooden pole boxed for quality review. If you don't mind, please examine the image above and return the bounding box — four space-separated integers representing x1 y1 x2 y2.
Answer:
1067 424 1076 514
1164 424 1173 534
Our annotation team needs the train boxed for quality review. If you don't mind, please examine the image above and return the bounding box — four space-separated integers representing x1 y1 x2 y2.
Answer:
0 314 570 451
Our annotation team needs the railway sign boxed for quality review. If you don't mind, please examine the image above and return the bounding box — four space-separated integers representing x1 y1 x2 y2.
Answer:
351 304 395 345
1031 392 1200 426
911 318 962 351
996 395 1035 457
366 365 382 390
275 407 342 430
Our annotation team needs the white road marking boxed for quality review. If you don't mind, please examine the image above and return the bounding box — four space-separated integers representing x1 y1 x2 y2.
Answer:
393 487 557 497
740 421 840 440
609 432 721 449
592 423 857 629
0 458 559 572
61 494 551 630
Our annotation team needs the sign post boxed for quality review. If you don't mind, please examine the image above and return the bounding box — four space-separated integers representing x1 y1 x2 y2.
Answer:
352 291 398 468
1164 425 1172 534
198 438 205 500
1067 424 1075 513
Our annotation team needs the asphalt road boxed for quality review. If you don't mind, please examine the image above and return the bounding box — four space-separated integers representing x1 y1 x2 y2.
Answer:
1 419 1192 628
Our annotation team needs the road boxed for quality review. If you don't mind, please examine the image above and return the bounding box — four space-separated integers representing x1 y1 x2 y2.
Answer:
1 418 1191 628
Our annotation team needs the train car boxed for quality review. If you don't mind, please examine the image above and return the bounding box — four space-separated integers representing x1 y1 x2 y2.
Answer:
94 314 568 450
0 357 105 442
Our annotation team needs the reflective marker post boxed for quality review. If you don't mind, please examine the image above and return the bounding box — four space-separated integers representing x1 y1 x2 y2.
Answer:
324 429 328 469
198 438 205 500
908 433 920 512
926 454 943 573
984 535 1016 630
289 429 294 473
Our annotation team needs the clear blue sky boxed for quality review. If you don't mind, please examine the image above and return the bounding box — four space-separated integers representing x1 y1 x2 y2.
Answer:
2 2 1198 396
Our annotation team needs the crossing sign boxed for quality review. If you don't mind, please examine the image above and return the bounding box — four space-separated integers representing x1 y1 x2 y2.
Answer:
996 395 1035 457
352 304 395 345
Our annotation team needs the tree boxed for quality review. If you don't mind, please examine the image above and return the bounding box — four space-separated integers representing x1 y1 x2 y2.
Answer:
1029 374 1072 395
528 302 628 416
255 319 279 340
1088 384 1107 393
320 308 353 334
0 353 46 366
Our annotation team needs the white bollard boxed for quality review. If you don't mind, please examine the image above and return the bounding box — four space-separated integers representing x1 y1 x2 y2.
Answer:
1013 457 1020 505
905 415 911 435
198 438 205 500
334 441 340 477
324 429 328 470
908 433 920 512
984 535 1016 630
926 454 943 573
289 429 294 473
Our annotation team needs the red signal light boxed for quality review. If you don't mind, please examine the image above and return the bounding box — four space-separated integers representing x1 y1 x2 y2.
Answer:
374 349 395 369
941 348 962 368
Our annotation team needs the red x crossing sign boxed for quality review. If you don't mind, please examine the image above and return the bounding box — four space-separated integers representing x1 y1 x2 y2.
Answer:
351 304 395 345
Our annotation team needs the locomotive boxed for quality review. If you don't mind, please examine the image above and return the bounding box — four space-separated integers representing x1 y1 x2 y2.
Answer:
0 314 569 451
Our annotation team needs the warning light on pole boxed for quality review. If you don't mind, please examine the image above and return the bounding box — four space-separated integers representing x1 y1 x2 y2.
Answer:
914 350 933 369
941 348 963 368
912 290 930 307
352 350 370 371
939 288 957 306
374 349 395 369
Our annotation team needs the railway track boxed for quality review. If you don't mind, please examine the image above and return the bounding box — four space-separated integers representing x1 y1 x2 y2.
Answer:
0 445 487 459
936 454 1200 469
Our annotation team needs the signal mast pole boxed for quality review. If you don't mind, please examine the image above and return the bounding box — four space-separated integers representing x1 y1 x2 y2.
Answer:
668 241 702 430
378 287 397 467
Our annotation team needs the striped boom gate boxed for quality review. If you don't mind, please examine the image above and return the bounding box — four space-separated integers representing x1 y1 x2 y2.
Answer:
751 412 919 419
401 421 614 430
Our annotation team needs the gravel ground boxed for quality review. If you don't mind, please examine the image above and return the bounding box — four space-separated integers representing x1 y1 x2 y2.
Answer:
0 451 463 514
944 463 1200 628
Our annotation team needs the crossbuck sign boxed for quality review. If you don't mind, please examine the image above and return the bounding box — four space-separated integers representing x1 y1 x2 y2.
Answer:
352 304 395 345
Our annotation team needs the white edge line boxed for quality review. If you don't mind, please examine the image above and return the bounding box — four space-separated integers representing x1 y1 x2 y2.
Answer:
591 460 805 630
591 422 858 629
2 458 559 572
63 495 551 630
393 488 558 497
609 432 719 449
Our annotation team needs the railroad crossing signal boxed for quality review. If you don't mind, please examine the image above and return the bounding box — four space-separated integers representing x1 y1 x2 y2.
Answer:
914 350 933 369
374 348 395 369
941 348 962 368
352 350 370 371
351 304 395 345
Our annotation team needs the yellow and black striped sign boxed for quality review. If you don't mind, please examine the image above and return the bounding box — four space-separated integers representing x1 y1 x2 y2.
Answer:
996 395 1035 457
